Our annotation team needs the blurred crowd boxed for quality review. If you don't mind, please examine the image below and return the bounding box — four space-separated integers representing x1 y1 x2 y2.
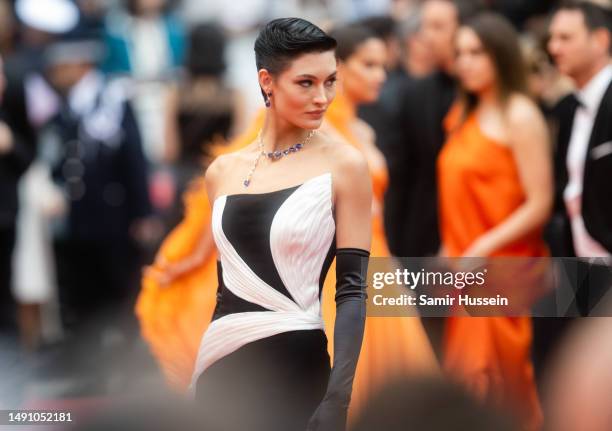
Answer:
0 0 611 430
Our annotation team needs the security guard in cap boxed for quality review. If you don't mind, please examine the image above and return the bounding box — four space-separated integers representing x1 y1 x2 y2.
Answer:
40 31 153 329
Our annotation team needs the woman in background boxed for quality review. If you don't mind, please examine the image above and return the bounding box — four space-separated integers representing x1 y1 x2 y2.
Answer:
103 0 185 164
437 13 551 430
135 24 247 388
103 0 184 78
324 24 437 418
136 116 262 391
135 23 259 390
163 22 244 227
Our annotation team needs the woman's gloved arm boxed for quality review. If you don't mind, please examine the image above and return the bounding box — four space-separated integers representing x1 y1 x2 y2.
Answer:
307 248 369 431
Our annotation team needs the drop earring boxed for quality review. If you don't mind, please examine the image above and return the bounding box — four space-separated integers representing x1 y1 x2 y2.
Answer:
265 92 272 108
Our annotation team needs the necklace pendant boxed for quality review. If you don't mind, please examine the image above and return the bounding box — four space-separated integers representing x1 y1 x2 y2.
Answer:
246 129 316 186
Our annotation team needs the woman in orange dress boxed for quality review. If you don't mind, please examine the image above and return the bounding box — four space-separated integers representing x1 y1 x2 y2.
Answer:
437 14 552 430
325 24 438 418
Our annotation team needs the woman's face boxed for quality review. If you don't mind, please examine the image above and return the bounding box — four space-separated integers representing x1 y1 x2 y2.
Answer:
455 27 496 95
262 50 337 130
339 38 387 103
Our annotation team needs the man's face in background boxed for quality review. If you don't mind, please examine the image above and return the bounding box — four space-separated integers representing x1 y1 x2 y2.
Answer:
420 0 459 71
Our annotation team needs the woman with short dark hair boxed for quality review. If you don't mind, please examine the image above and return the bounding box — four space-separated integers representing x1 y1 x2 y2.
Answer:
188 18 371 431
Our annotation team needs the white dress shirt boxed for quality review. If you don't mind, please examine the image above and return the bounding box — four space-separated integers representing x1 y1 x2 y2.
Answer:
564 64 612 257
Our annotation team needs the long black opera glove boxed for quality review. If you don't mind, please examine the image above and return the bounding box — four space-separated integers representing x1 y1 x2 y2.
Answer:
307 248 369 431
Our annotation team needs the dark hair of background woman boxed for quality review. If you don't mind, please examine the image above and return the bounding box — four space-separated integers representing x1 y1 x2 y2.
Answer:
187 23 226 77
460 12 528 118
125 0 175 16
254 17 336 102
328 24 379 61
358 16 397 41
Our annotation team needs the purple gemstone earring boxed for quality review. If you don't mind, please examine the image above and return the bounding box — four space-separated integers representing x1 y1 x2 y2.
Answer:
265 92 272 108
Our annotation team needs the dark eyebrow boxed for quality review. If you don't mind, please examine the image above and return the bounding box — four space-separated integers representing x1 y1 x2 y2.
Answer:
295 72 337 80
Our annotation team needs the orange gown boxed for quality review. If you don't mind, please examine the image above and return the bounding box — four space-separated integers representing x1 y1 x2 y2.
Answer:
437 104 544 430
324 93 437 420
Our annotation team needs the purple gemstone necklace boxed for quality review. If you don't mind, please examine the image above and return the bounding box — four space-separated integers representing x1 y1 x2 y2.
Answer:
243 130 316 187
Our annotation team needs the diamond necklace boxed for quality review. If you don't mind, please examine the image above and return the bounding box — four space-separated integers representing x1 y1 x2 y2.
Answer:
243 130 316 187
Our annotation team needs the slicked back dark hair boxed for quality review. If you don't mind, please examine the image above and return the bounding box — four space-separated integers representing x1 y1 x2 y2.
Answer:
254 17 337 75
329 24 379 62
557 0 612 34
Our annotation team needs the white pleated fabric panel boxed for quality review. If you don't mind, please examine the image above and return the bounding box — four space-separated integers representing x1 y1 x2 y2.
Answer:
270 173 335 316
210 195 302 313
189 173 335 394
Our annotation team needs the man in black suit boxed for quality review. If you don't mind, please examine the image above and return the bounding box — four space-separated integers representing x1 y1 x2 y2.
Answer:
548 0 612 260
532 1 612 385
386 0 466 360
548 1 612 320
388 0 480 258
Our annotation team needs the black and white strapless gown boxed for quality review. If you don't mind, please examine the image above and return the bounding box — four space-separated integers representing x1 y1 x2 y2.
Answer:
192 173 336 430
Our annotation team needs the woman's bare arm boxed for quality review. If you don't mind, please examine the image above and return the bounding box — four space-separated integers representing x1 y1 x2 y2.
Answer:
334 144 373 251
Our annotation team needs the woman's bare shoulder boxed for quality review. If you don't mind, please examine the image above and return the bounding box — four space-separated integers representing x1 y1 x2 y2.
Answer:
205 147 254 195
352 118 376 144
504 93 549 150
314 130 369 188
506 93 544 125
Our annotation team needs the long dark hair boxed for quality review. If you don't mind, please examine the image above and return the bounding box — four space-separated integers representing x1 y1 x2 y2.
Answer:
459 13 528 117
187 23 226 77
254 17 336 101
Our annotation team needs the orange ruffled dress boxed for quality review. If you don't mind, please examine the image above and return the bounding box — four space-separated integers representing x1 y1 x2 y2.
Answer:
437 104 544 430
324 93 438 420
